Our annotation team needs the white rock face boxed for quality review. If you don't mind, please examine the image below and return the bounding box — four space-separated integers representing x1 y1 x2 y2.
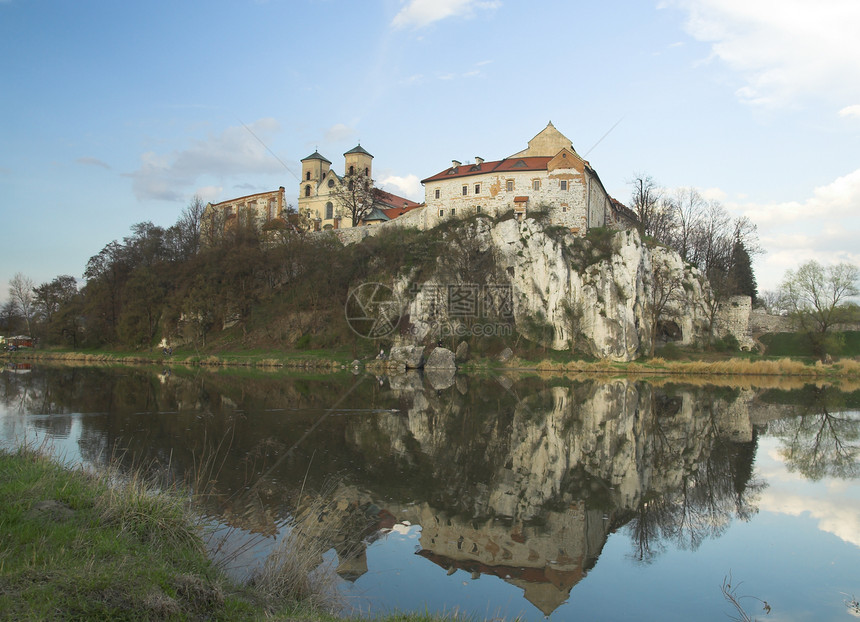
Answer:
395 217 721 361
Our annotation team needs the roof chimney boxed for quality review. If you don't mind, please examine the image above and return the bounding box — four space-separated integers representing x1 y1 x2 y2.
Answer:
475 157 484 166
452 160 461 168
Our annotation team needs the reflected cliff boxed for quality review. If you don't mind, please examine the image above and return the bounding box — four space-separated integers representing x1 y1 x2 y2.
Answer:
2 364 857 615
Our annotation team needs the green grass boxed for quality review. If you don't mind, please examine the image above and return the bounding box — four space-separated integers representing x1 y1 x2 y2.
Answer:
0 442 259 620
760 330 860 357
0 443 493 621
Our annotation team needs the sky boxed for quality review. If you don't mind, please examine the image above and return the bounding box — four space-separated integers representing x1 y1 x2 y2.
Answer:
1 0 859 303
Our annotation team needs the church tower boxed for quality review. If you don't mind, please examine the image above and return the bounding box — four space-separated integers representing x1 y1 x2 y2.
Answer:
300 150 332 200
344 144 373 178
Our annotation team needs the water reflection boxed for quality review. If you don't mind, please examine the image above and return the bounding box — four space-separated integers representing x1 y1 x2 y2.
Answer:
1 364 858 618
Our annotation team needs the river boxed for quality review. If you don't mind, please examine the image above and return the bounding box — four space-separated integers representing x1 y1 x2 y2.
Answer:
1 363 858 620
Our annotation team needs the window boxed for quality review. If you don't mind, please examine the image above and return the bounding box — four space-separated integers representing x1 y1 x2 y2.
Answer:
349 165 354 175
364 167 369 176
451 208 455 216
305 171 311 181
462 185 468 196
325 202 333 219
439 209 444 217
506 180 514 192
327 179 335 188
476 205 481 213
474 183 480 194
304 185 311 197
562 205 567 213
533 180 540 191
560 180 568 191
434 188 440 199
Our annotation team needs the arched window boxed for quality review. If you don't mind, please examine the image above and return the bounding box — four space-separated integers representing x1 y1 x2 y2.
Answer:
304 185 311 197
349 165 355 175
364 167 369 176
305 171 311 181
348 180 354 191
325 202 333 219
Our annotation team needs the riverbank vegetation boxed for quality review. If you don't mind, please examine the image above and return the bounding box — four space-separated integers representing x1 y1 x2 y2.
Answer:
0 441 478 621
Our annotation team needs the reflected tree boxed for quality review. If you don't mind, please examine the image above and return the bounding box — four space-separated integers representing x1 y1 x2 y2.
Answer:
768 388 859 480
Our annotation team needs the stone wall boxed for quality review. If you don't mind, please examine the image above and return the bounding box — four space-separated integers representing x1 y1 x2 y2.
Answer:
717 296 755 349
423 168 591 231
749 308 794 334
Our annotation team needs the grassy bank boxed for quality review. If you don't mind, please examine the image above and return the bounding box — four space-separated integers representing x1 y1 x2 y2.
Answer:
3 346 358 372
5 330 860 380
0 443 468 621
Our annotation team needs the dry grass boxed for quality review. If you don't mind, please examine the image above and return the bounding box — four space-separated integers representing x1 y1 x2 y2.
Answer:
250 483 371 614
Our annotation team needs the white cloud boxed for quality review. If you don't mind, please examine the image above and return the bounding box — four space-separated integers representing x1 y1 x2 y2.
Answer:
324 123 357 143
665 0 860 107
125 119 284 201
759 490 860 548
76 157 110 170
391 0 500 29
380 174 423 201
839 104 860 118
194 186 223 203
723 168 860 290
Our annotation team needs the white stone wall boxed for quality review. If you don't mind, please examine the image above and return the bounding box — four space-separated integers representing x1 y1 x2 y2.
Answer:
424 169 592 231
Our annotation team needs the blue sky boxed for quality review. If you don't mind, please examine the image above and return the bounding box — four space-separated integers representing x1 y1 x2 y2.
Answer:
2 0 859 302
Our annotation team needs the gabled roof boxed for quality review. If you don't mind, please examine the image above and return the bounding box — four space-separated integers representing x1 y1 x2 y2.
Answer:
344 144 373 158
421 156 552 184
301 150 332 164
382 204 422 219
376 189 421 210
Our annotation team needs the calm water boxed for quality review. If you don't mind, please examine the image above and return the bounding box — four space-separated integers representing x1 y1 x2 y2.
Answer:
2 363 859 621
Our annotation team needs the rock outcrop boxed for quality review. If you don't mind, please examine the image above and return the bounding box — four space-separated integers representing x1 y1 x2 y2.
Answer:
392 217 738 361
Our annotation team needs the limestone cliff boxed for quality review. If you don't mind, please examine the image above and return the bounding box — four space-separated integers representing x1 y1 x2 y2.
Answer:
393 217 722 361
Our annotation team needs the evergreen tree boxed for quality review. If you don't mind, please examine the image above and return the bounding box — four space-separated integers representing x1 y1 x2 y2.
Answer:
728 241 757 303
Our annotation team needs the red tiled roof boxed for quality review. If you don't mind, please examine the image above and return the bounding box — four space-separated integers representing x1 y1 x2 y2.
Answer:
382 205 422 219
513 196 529 203
376 189 421 210
421 157 552 184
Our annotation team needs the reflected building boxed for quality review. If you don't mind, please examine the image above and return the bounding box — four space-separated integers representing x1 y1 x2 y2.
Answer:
4 366 839 615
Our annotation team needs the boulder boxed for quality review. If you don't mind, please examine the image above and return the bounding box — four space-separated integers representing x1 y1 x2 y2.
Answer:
388 345 425 369
425 367 456 391
455 340 470 362
424 347 456 370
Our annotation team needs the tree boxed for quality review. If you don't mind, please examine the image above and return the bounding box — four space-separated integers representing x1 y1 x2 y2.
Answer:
1 299 21 334
778 260 859 355
330 170 384 226
726 240 757 302
667 187 705 263
629 174 674 242
33 275 78 326
171 195 206 259
8 273 35 336
648 251 684 356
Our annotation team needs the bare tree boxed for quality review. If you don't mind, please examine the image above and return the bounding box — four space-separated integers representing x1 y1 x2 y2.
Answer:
1 299 21 334
630 174 664 239
330 170 384 226
778 260 859 355
172 194 206 258
648 251 684 356
667 187 705 263
9 272 35 336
